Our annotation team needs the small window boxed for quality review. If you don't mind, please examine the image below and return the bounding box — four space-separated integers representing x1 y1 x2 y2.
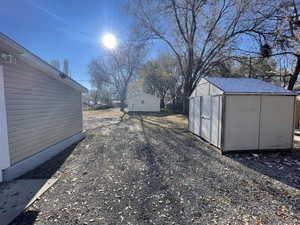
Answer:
141 100 144 104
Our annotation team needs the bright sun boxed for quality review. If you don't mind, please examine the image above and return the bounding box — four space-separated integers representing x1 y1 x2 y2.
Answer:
102 33 117 49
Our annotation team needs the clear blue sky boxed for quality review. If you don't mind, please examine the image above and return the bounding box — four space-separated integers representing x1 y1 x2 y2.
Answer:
0 0 134 89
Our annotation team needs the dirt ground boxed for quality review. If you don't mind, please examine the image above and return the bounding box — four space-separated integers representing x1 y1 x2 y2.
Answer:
11 108 300 225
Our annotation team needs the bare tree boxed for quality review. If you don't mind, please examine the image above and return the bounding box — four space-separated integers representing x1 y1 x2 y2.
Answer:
89 58 112 106
88 39 147 111
89 58 111 88
229 56 277 78
140 54 177 108
126 0 261 113
244 0 300 89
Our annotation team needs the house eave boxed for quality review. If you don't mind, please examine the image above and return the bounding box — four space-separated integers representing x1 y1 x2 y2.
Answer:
0 32 88 93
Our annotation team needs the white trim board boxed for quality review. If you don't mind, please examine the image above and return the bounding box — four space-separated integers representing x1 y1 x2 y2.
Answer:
0 65 10 182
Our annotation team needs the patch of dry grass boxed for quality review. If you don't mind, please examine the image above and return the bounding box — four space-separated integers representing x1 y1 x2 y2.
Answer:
164 114 188 128
83 108 123 117
142 114 188 130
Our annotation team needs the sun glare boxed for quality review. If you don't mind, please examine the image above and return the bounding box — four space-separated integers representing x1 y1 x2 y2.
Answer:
102 33 117 49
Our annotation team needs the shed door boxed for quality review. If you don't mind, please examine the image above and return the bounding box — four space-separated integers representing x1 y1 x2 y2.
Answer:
211 96 220 147
259 96 294 149
194 97 201 136
224 95 260 151
201 96 211 141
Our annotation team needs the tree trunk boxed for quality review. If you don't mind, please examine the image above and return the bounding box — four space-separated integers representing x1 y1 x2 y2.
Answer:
182 94 189 115
160 98 165 109
172 95 176 110
120 87 127 112
120 98 125 112
182 80 191 115
288 55 300 90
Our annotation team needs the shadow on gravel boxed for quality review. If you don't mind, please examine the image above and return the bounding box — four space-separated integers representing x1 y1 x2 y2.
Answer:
227 150 300 190
20 143 80 179
10 210 39 225
139 116 300 214
136 117 186 224
9 142 81 225
144 116 300 190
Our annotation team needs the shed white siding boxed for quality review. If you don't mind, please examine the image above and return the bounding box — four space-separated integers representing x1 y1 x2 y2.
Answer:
127 92 160 112
3 60 83 164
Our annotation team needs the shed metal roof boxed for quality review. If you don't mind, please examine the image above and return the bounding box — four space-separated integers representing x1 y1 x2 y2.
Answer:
205 77 296 95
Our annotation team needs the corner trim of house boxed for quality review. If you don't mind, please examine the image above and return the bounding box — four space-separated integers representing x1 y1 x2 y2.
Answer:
0 65 10 182
2 132 86 182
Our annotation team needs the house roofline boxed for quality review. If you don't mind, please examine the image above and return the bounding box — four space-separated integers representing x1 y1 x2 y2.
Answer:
0 32 88 93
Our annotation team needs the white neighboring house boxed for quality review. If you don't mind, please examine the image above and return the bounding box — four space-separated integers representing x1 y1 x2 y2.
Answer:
189 77 296 153
0 33 87 182
127 91 160 112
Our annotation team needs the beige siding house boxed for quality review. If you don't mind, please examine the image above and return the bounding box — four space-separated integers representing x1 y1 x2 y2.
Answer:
127 91 160 112
0 33 87 182
189 77 296 153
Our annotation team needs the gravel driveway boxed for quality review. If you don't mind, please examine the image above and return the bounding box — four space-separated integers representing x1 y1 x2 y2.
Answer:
11 109 300 225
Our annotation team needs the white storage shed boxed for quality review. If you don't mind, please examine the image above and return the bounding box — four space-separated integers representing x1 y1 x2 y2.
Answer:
189 77 296 153
0 33 87 182
127 91 160 112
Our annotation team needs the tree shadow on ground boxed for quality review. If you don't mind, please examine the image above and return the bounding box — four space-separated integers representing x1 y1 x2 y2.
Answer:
137 116 300 215
142 116 300 190
137 116 257 222
136 117 187 225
